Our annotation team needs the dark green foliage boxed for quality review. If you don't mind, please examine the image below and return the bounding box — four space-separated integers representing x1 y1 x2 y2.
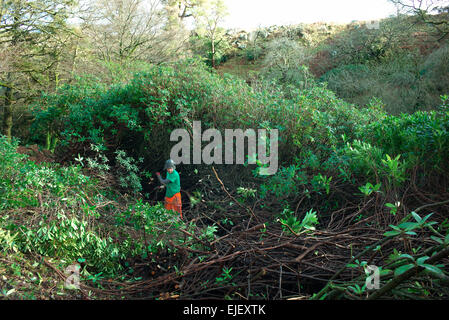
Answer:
30 58 449 204
3 44 449 300
260 96 449 205
365 105 449 171
0 136 216 277
244 45 263 61
190 35 232 67
30 59 380 186
320 50 441 114
0 136 125 275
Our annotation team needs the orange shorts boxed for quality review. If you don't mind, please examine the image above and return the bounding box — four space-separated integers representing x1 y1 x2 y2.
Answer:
165 192 182 219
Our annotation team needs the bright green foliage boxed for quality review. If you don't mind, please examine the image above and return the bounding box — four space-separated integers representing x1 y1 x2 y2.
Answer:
393 254 445 277
0 227 19 253
383 212 437 237
215 267 233 285
385 202 400 216
25 59 449 271
114 150 144 193
359 182 381 196
338 140 384 178
0 136 216 277
364 108 449 172
278 207 318 235
0 136 93 210
115 199 209 254
311 174 332 195
17 216 124 275
260 96 448 214
260 165 304 199
236 187 257 200
393 213 449 279
0 136 125 274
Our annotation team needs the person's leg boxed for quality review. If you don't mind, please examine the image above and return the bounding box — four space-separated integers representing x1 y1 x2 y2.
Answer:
175 192 182 219
164 197 174 211
165 194 182 219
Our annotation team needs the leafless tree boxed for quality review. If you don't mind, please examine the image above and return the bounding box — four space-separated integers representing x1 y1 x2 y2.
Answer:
391 0 449 41
80 0 188 64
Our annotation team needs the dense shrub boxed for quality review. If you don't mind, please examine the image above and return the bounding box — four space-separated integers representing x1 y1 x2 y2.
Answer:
0 136 215 276
422 45 449 103
259 94 449 204
244 45 263 61
260 38 315 91
364 104 449 172
30 59 380 184
320 51 435 114
0 136 125 275
31 58 449 209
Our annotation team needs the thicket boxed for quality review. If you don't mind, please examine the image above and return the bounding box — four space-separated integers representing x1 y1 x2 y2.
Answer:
321 46 449 114
24 60 361 191
225 16 448 114
27 58 449 213
2 58 449 299
313 16 449 114
0 135 220 298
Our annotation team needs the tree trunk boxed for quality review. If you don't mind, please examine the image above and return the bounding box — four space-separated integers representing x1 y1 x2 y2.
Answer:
2 83 13 140
2 12 18 141
70 41 79 79
48 58 60 92
211 34 216 68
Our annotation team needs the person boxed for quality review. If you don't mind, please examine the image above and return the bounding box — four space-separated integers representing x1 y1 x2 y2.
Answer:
156 159 182 219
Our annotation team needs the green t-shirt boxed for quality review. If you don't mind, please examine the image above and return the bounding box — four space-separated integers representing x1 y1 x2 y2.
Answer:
165 170 181 198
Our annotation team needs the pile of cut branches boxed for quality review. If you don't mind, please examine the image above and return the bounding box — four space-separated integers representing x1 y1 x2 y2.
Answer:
50 167 449 300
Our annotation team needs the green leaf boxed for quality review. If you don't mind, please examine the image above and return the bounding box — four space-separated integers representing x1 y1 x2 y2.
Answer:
398 222 418 231
421 213 434 223
399 254 414 261
6 289 15 296
411 212 422 223
422 264 444 276
394 264 414 276
384 231 401 237
380 268 391 276
430 236 443 244
416 256 429 266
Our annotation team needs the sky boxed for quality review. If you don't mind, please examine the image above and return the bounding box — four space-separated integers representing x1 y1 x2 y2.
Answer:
223 0 398 30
